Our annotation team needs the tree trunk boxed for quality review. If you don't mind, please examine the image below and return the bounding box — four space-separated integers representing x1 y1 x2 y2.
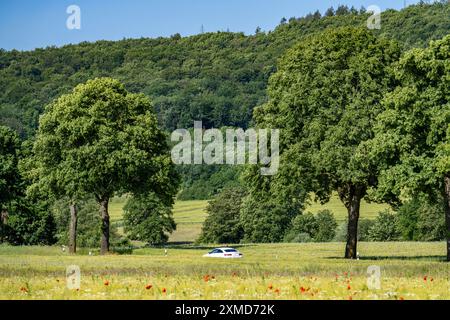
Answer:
0 208 7 243
68 203 78 254
340 185 365 259
444 176 450 262
99 197 110 255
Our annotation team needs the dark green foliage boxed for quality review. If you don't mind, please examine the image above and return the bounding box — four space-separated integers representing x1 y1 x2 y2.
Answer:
397 194 446 241
52 197 103 248
286 213 318 242
240 196 295 243
198 187 246 244
0 3 448 139
358 219 376 241
4 198 56 245
334 219 375 242
177 165 242 200
0 126 21 209
368 210 401 241
285 210 337 242
123 193 176 245
315 210 338 242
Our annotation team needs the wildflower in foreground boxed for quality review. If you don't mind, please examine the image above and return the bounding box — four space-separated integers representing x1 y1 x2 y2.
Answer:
267 284 273 290
145 284 152 290
162 288 167 294
104 280 109 286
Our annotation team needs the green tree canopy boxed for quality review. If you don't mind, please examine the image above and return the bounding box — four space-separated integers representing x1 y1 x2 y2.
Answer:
33 78 179 254
367 34 450 260
253 27 402 258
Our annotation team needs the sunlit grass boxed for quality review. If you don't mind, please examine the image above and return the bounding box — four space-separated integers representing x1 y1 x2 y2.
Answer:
0 242 448 299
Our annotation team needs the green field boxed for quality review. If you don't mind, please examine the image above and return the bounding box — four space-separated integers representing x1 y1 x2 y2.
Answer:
0 242 448 299
1 196 443 300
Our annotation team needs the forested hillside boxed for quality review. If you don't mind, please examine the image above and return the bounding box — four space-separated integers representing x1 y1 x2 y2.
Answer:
1 2 449 199
1 2 449 138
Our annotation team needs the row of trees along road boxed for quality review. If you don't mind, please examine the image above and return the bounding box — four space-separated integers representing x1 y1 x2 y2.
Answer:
29 78 179 254
251 27 450 260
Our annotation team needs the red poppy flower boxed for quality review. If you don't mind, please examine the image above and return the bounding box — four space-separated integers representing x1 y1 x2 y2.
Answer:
162 288 167 294
20 287 28 293
423 276 427 281
300 286 306 293
268 284 273 290
274 288 280 294
104 280 109 286
347 285 351 290
348 296 353 300
145 284 152 290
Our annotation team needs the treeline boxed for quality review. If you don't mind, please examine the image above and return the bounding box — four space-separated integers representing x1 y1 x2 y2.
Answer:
198 26 450 261
1 2 448 138
199 188 447 244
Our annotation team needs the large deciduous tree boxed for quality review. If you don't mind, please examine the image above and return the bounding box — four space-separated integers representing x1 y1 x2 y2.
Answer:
253 27 401 258
367 35 450 261
34 78 179 254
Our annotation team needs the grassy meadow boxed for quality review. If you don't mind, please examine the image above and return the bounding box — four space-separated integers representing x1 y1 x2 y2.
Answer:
0 196 448 300
0 243 448 300
1 196 448 300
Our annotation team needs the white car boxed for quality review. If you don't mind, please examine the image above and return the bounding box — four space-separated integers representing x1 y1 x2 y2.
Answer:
203 248 243 258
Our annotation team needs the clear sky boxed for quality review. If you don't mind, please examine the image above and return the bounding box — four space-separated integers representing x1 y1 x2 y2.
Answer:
0 0 419 51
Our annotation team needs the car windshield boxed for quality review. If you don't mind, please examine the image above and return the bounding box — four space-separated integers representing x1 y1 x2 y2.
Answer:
224 249 237 252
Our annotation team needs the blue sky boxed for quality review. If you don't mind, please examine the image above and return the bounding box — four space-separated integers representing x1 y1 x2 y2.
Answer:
0 0 419 51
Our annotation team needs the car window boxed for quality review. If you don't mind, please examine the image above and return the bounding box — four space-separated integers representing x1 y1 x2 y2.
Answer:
215 249 223 253
224 249 237 252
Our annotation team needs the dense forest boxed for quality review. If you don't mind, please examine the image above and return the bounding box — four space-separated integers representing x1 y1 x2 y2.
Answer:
1 1 449 199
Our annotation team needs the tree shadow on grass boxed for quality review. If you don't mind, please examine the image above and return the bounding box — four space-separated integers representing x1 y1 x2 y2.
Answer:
326 255 446 262
149 242 258 250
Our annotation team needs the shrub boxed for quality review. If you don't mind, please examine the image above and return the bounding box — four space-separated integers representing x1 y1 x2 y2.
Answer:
315 210 338 242
240 197 294 243
198 187 246 244
368 210 401 241
123 193 176 245
358 219 375 241
5 198 56 245
286 210 337 242
334 219 376 242
396 194 446 241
